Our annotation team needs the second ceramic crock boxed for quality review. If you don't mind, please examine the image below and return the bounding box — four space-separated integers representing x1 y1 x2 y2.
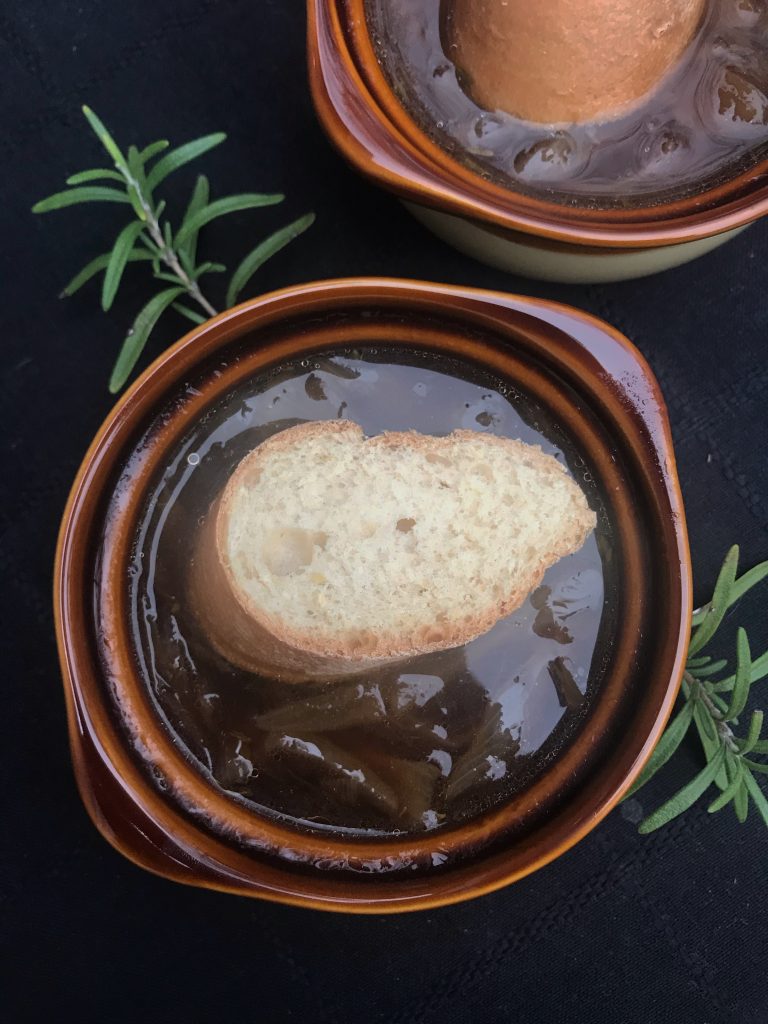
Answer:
307 0 768 282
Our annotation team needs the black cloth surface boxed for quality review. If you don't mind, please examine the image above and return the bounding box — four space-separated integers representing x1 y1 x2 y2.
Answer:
2 3 767 1022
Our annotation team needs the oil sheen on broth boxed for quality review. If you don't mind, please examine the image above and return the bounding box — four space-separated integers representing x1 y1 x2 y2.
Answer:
128 350 614 837
365 0 768 203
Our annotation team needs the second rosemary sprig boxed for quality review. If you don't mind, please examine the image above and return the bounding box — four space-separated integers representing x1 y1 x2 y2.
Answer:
627 545 768 832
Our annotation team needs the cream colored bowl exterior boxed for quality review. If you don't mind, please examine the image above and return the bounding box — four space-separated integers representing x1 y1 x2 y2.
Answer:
405 202 748 284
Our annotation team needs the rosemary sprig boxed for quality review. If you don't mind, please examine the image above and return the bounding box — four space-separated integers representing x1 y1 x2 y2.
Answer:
627 546 768 832
33 106 315 392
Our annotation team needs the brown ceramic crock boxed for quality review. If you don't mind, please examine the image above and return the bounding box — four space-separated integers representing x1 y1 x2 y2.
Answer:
55 278 691 913
306 0 768 282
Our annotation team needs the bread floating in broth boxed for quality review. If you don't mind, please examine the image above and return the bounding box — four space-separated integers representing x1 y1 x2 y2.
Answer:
190 420 596 681
445 0 705 125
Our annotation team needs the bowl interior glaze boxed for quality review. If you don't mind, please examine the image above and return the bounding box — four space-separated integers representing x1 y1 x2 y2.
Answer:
55 279 691 912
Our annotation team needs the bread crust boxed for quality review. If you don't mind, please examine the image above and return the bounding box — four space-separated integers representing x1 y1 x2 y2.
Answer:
447 0 704 125
189 420 595 682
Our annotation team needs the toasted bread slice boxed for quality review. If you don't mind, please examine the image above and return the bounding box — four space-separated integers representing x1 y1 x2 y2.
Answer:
190 420 596 681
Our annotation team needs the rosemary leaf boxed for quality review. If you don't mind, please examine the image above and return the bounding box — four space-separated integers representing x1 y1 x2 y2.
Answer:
693 700 717 743
178 175 210 268
172 302 207 325
226 212 316 307
124 146 149 221
101 222 147 311
193 261 227 278
686 656 712 669
66 168 124 185
692 702 728 790
708 761 744 812
109 287 185 393
32 187 130 212
743 759 768 774
730 560 768 604
711 648 768 693
638 747 726 833
138 140 170 163
178 250 195 278
735 781 750 822
688 546 738 656
691 558 768 625
688 659 729 679
691 609 706 628
725 628 752 721
174 192 284 247
60 250 153 297
625 700 695 798
739 711 765 754
81 105 130 174
709 691 729 715
79 107 145 222
744 772 768 826
128 145 147 190
750 740 768 754
140 232 161 256
145 133 226 192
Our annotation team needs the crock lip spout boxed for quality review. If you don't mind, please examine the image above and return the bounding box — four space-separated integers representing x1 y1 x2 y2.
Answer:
306 0 768 250
54 277 692 913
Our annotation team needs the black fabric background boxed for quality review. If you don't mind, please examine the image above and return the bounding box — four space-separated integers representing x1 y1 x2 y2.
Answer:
2 2 767 1021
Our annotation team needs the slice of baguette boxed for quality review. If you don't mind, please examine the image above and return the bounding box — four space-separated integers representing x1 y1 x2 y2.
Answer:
190 420 596 681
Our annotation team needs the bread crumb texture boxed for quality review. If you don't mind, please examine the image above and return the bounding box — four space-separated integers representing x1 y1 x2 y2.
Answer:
219 421 596 659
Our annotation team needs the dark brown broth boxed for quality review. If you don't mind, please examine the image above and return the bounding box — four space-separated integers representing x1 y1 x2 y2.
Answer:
128 350 615 837
365 0 768 204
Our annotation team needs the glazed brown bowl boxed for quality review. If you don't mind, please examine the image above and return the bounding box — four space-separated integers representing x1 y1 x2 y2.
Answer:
307 0 768 283
55 278 691 913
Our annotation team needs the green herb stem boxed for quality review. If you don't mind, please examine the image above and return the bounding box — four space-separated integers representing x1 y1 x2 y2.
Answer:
139 199 219 319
